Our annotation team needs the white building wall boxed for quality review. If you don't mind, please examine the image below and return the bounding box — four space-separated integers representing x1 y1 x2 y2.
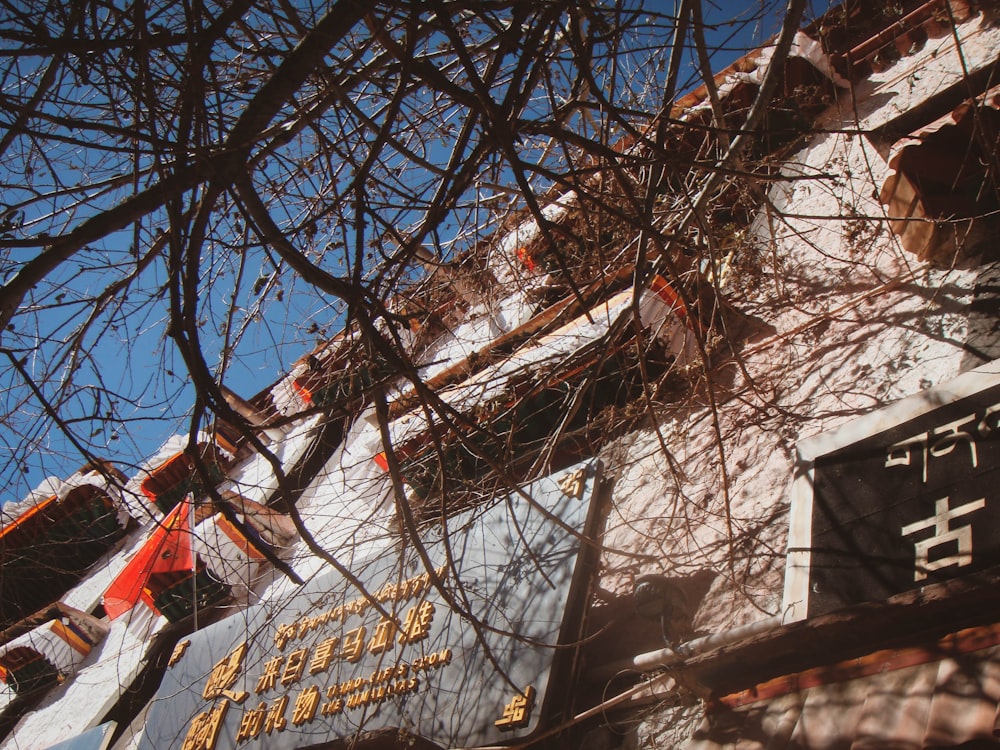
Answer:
600 5 1000 651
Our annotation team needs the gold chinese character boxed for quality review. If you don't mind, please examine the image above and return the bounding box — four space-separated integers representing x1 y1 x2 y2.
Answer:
235 702 266 744
398 602 435 645
255 656 282 694
558 468 587 499
280 647 309 687
182 700 230 750
494 686 535 731
309 637 340 675
203 642 249 703
274 624 296 651
367 617 396 655
169 640 191 667
264 694 288 734
291 684 321 726
341 626 366 662
167 639 191 667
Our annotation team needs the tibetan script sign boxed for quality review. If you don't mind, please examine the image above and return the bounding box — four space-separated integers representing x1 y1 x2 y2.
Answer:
783 361 1000 621
139 460 603 750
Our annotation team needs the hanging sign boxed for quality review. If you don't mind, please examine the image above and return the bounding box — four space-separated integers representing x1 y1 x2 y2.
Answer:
139 461 602 750
783 361 1000 621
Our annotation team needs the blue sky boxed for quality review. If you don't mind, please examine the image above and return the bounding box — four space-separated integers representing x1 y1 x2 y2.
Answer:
0 0 829 503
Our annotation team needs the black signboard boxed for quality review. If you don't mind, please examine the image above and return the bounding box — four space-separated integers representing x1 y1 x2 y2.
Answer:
783 363 1000 620
138 460 602 750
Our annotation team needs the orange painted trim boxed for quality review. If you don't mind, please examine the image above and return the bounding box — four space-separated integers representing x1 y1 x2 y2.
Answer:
517 247 537 273
0 494 58 542
647 275 688 318
48 619 91 657
215 514 266 561
292 378 314 405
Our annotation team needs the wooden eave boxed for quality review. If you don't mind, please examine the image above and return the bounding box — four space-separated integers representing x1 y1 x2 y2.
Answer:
659 567 1000 700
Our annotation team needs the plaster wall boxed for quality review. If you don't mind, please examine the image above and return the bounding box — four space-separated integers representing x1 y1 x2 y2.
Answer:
593 17 1000 745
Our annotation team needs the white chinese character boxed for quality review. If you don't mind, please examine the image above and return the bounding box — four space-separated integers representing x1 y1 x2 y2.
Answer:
886 433 929 482
977 403 1000 436
901 496 985 581
929 415 978 470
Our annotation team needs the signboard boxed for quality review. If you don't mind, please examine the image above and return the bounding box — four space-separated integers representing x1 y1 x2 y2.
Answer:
139 460 603 750
783 361 1000 622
